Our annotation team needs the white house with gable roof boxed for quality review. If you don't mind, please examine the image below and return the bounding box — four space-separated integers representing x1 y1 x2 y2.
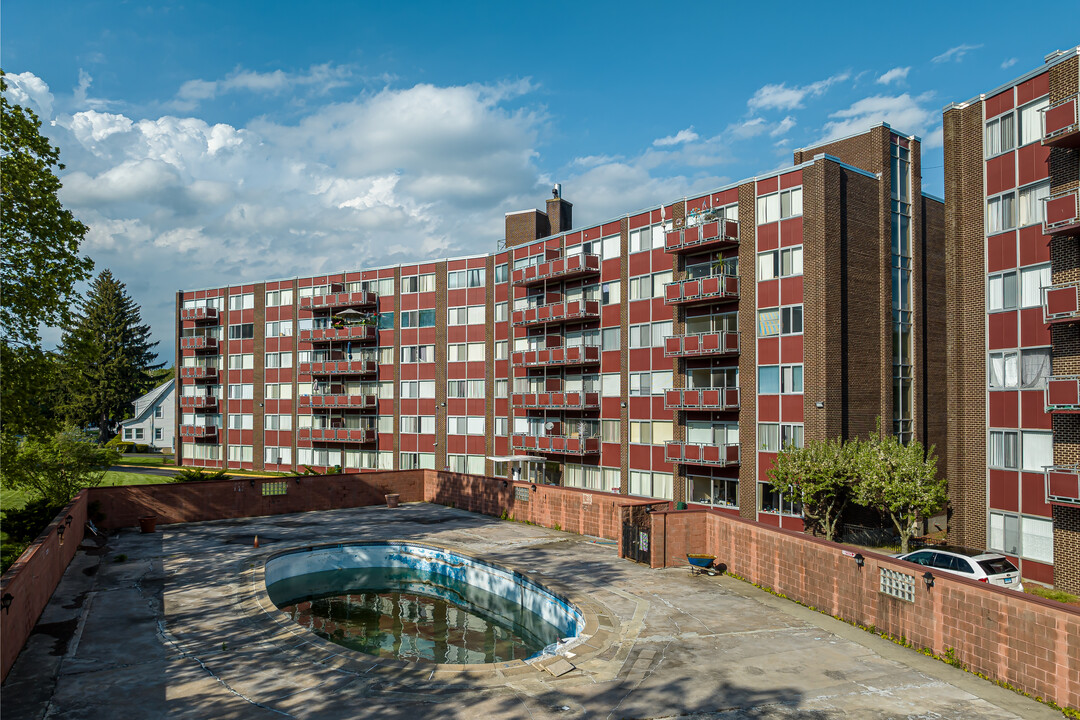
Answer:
119 379 175 451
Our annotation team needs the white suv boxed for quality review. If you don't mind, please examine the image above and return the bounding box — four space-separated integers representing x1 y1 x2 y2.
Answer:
895 546 1024 591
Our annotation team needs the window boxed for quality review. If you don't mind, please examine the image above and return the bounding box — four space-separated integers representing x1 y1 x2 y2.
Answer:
688 476 739 508
401 345 434 363
265 383 292 400
757 305 802 337
759 482 801 516
495 341 508 360
447 305 484 325
447 417 485 435
227 445 254 463
378 312 394 330
264 351 293 369
629 372 651 396
264 447 293 465
447 343 485 362
401 309 436 328
495 379 508 397
228 384 253 400
601 420 621 443
447 268 485 288
265 321 293 337
228 323 254 340
629 471 673 499
154 428 163 440
988 351 1019 389
1021 430 1052 472
1018 98 1048 146
756 187 802 224
447 380 485 398
401 274 435 293
495 417 508 436
628 275 652 300
229 354 253 370
990 513 1052 563
494 264 508 283
602 327 620 352
600 234 621 260
987 192 1016 234
985 112 1015 157
264 414 293 431
400 380 436 399
360 277 394 297
757 246 803 281
1019 182 1050 227
758 423 803 451
629 421 651 444
989 430 1019 469
494 302 508 322
629 224 663 253
265 289 293 307
1021 348 1051 389
988 270 1018 312
602 281 620 305
228 414 253 430
154 406 164 419
228 293 254 311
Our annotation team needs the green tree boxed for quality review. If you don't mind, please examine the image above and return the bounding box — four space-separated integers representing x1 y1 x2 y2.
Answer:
1 71 94 434
768 437 859 542
854 430 946 554
59 270 164 443
0 426 118 506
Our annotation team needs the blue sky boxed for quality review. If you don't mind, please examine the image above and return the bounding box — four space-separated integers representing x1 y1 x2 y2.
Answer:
3 2 1077 362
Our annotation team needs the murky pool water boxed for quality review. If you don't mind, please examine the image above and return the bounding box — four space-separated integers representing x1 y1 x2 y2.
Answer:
268 567 562 664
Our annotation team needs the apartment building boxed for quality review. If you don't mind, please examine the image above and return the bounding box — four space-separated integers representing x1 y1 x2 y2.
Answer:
945 46 1080 591
176 123 945 532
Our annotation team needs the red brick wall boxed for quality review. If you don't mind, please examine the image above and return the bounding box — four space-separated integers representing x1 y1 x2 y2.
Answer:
86 471 428 529
0 493 89 682
651 508 1080 711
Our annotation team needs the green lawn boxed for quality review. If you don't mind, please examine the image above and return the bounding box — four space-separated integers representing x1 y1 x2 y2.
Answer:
114 454 173 467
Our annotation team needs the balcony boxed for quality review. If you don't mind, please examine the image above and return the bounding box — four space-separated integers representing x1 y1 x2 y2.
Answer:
1042 280 1080 324
299 290 377 311
665 218 739 254
180 336 218 352
512 253 601 287
1045 466 1080 506
664 274 740 306
299 325 378 344
665 442 740 467
511 391 601 410
299 393 378 410
664 387 740 411
1046 375 1080 412
298 427 376 444
512 300 601 328
179 425 218 440
299 360 378 377
180 307 219 323
1042 94 1080 148
512 344 601 368
510 434 601 456
1043 189 1080 236
663 331 740 358
180 366 218 381
179 396 217 411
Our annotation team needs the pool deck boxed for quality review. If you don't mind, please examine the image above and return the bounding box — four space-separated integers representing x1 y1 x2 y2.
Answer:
2 503 1061 720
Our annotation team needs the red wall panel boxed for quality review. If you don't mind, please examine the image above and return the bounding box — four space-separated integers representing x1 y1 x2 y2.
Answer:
987 231 1017 273
1018 225 1051 266
989 391 1019 428
985 152 1016 196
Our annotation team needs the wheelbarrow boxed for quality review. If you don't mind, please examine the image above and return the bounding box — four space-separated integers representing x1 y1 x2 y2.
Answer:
687 554 718 577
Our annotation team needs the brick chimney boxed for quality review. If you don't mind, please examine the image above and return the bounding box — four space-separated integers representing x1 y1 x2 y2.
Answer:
546 183 573 234
503 185 572 248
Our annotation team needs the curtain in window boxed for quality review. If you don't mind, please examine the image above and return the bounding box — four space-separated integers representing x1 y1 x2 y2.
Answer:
1020 349 1050 388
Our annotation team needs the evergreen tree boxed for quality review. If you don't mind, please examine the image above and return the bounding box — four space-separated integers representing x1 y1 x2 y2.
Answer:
59 270 164 442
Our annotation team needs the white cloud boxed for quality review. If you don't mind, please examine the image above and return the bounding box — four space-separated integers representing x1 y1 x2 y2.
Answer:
932 44 982 63
876 67 910 85
1001 57 1018 70
174 63 355 107
653 127 699 147
4 71 55 119
818 93 941 148
748 72 850 111
770 116 796 137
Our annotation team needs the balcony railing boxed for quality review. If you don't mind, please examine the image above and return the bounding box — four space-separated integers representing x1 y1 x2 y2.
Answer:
665 442 740 467
180 366 218 381
512 253 601 287
510 391 601 410
665 218 739 253
299 290 377 311
664 274 740 305
664 387 740 411
1042 280 1080 324
512 300 601 328
180 307 219 323
298 427 376 444
1042 93 1080 148
510 434 601 455
1043 189 1080 236
180 336 219 352
1045 465 1080 507
512 344 601 368
179 425 218 440
299 325 378 343
299 360 378 377
179 396 218 410
1046 375 1080 412
663 331 740 358
299 393 378 410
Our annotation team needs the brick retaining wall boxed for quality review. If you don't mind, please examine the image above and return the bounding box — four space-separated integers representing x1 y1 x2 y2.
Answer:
650 508 1080 711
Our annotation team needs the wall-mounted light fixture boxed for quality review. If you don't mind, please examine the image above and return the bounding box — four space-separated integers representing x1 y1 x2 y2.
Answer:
922 571 935 590
620 401 627 408
853 553 865 568
815 401 824 409
57 525 66 544
65 515 74 527
1 593 13 614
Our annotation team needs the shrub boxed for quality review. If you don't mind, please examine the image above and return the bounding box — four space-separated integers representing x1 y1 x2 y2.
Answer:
173 467 228 482
1 497 64 545
134 443 149 453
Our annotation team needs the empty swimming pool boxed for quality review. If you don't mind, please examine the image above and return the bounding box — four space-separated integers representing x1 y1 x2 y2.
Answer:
265 542 584 664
